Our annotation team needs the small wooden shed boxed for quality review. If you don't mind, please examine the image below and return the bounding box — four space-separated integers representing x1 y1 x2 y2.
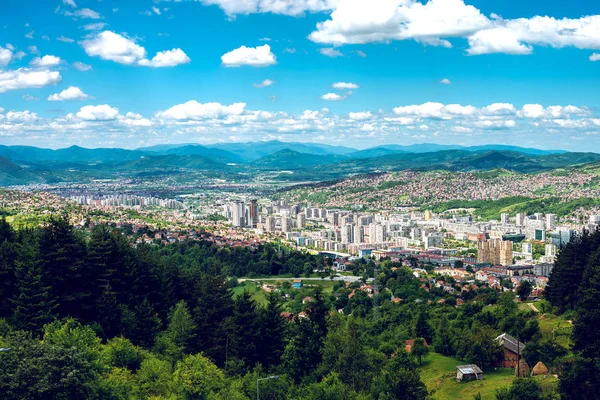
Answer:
456 364 484 382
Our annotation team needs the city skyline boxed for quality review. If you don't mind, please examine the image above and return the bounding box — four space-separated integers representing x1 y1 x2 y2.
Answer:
0 0 599 150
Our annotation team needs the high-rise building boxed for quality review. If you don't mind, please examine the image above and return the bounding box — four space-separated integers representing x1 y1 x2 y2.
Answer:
516 213 526 226
500 213 510 224
282 217 293 233
231 201 245 227
248 199 259 228
545 244 556 258
265 216 276 232
341 224 353 244
545 214 556 231
353 225 364 244
477 239 513 265
297 213 306 229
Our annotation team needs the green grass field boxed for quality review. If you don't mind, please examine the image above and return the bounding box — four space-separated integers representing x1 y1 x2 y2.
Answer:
420 353 558 400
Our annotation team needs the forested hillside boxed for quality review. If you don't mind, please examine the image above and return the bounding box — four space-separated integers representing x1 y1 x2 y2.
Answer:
0 216 594 399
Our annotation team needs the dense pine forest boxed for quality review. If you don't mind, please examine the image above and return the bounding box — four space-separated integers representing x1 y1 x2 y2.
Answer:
0 216 598 399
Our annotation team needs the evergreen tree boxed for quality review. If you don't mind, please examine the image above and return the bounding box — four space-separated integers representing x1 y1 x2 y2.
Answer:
122 298 162 349
225 292 262 368
433 315 454 356
0 230 18 318
413 310 433 343
155 300 197 362
11 236 56 334
96 284 121 338
84 225 125 314
258 292 287 368
191 273 232 366
546 230 600 310
572 253 600 359
38 215 87 319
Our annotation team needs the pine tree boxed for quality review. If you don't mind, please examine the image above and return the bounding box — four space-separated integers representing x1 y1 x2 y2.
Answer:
225 292 262 368
122 298 162 348
433 315 454 356
0 230 18 318
83 225 125 320
96 284 121 338
11 237 56 334
38 215 87 319
414 310 433 343
258 292 287 368
191 273 232 366
572 253 600 359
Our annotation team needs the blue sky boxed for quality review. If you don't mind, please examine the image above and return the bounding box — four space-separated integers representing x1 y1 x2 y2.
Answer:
0 0 599 150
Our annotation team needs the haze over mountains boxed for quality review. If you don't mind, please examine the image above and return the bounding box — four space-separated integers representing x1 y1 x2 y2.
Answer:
0 140 594 186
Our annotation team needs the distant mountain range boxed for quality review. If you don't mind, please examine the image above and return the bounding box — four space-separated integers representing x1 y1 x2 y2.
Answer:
0 141 594 186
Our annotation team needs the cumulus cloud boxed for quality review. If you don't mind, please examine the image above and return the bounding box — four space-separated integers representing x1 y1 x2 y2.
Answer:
591 53 600 62
0 46 12 67
440 78 452 84
73 61 92 71
305 0 600 57
221 44 276 67
309 0 489 46
57 36 75 43
4 110 39 123
30 55 62 67
319 48 343 57
332 82 358 89
156 101 247 120
199 0 336 17
65 8 102 19
321 93 345 101
83 22 107 31
253 79 274 88
467 15 600 55
349 111 372 120
48 86 89 101
81 31 190 67
0 68 62 93
63 0 77 7
138 48 191 67
76 104 119 120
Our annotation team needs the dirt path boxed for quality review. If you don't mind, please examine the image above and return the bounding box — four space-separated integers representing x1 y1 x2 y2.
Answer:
528 303 540 313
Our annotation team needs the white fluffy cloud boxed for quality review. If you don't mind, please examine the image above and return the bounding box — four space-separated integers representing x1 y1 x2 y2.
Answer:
309 0 489 46
591 53 600 62
73 61 92 71
467 15 600 55
221 44 276 67
199 0 336 16
57 36 75 43
156 101 247 120
83 22 107 31
392 102 586 120
0 68 62 93
81 31 190 67
253 79 274 88
321 93 345 101
65 8 102 19
332 82 358 89
349 111 372 120
5 110 39 123
304 0 600 56
138 48 191 67
319 48 343 57
440 78 452 84
63 0 77 7
48 86 89 101
31 55 62 67
0 46 12 67
76 105 119 121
